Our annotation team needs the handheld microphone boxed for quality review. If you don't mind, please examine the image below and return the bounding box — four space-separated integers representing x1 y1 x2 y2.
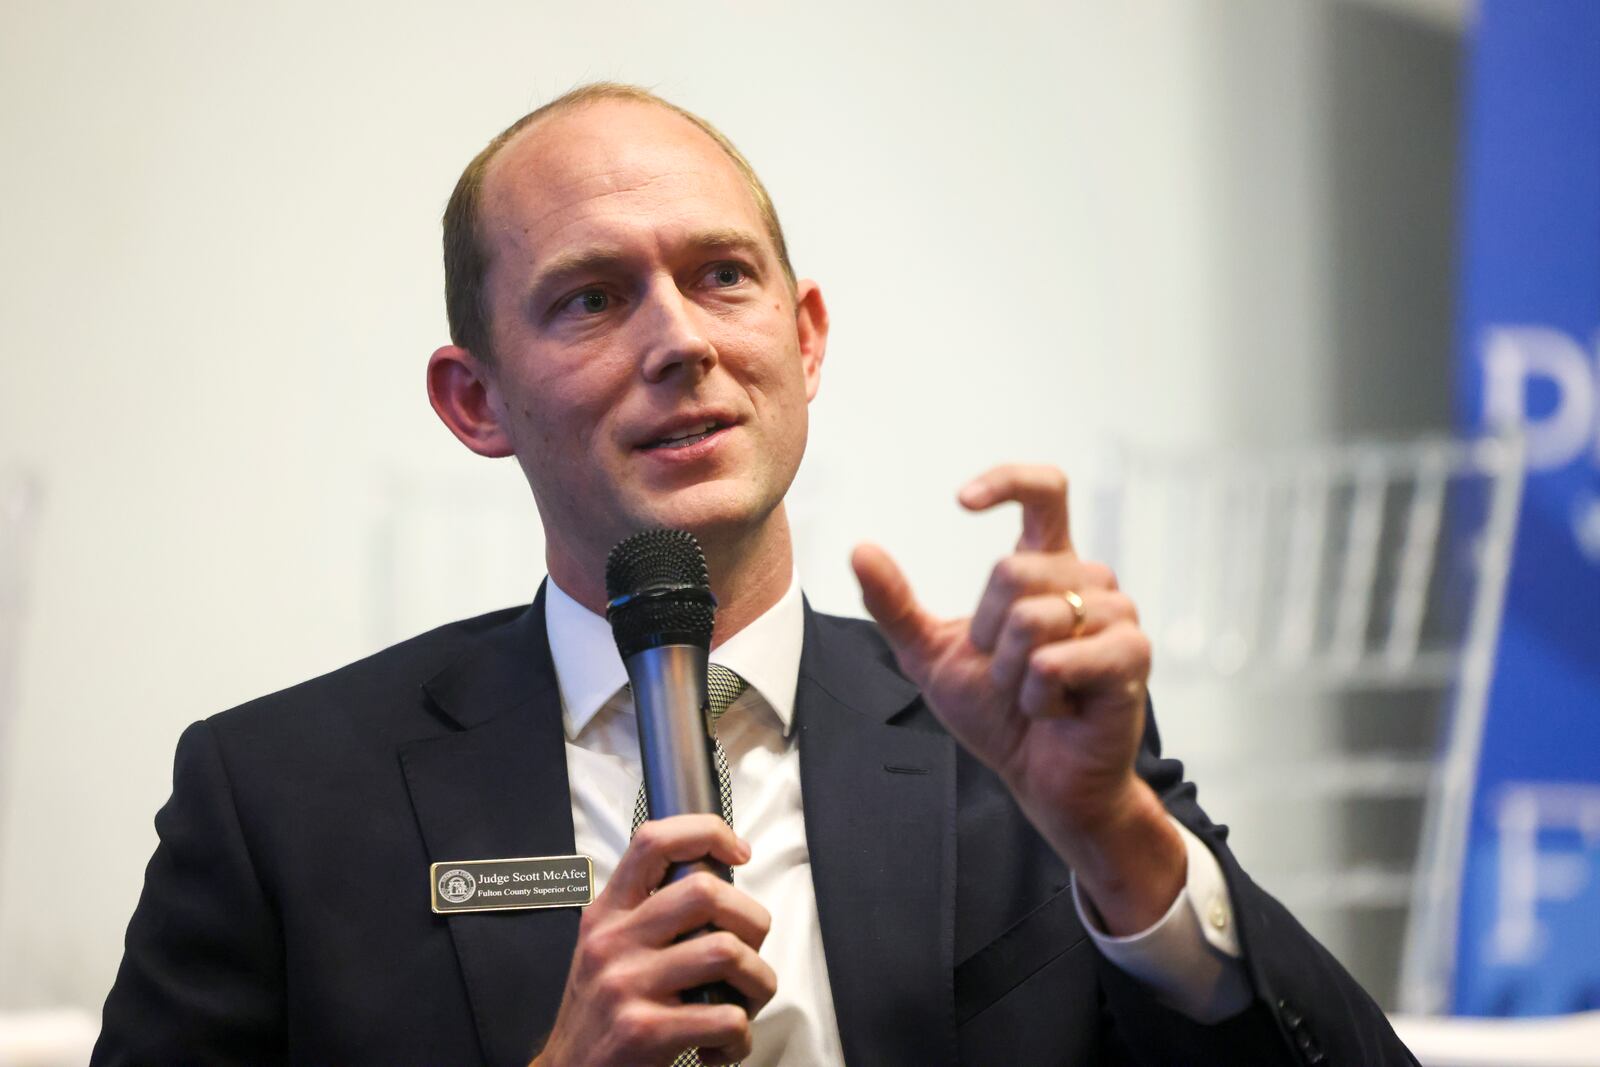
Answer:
604 528 741 1008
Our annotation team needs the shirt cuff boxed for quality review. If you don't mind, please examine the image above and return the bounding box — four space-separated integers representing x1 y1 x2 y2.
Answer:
1071 815 1253 1024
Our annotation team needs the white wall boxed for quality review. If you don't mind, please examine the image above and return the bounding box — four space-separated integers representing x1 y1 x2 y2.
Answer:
0 0 1459 1010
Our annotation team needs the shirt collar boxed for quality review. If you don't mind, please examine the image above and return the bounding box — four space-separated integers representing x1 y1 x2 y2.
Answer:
544 572 803 742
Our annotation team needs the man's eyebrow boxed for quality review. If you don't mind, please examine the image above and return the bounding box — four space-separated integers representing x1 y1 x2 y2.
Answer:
527 248 630 301
529 230 769 292
683 228 768 258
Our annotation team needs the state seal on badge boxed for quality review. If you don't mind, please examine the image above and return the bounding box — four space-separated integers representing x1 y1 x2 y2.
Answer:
437 868 477 904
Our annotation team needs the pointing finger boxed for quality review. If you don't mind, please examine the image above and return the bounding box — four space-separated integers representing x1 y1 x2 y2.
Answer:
959 464 1074 555
851 542 939 662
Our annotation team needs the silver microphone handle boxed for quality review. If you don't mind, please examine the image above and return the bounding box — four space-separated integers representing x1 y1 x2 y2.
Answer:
623 643 722 884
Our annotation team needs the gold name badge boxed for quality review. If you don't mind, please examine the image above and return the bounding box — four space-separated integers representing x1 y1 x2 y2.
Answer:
430 854 595 914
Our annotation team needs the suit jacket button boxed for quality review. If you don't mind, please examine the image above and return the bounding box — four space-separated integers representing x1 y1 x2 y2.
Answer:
1277 997 1306 1029
1296 1029 1326 1065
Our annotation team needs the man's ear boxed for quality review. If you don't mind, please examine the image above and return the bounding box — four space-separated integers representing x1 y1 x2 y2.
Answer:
427 345 515 458
794 279 829 402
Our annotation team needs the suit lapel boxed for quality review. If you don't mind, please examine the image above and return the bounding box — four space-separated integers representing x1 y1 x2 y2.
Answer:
797 606 958 1067
400 586 578 1067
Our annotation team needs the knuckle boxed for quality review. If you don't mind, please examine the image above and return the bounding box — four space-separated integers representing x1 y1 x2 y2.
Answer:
1008 599 1046 638
630 821 665 854
1122 626 1153 672
754 958 779 998
1027 646 1061 680
1107 591 1138 625
719 1004 752 1039
1033 596 1064 631
683 871 725 912
704 930 743 965
726 1029 756 1061
990 556 1020 592
1083 560 1116 589
701 1009 751 1059
592 961 635 1009
574 928 613 973
1047 467 1069 495
587 922 624 958
611 1003 654 1049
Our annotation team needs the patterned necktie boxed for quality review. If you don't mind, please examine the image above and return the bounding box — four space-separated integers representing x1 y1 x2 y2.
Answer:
628 665 747 1067
630 664 745 835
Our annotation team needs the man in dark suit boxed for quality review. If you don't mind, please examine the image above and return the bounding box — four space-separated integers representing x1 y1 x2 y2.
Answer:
95 83 1415 1065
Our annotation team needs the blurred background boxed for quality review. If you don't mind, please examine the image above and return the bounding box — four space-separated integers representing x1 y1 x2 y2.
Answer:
2 0 1595 1062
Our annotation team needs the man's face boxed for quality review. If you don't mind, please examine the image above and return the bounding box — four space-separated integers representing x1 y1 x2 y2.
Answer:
471 101 826 575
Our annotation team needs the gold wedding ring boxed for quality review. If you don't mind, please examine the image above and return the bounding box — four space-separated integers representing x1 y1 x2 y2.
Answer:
1062 589 1087 637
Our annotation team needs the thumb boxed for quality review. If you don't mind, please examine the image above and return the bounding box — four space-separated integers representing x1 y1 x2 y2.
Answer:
851 542 939 661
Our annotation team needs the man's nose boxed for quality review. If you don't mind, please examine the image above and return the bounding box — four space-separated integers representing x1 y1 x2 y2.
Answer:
638 279 717 384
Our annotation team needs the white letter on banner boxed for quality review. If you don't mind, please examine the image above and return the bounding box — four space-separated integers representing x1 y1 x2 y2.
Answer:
1481 326 1595 471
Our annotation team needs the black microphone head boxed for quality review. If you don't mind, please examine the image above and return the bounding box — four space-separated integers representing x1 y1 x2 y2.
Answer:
604 528 717 657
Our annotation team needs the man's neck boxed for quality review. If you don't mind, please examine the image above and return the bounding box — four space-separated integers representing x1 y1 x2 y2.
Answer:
545 507 796 649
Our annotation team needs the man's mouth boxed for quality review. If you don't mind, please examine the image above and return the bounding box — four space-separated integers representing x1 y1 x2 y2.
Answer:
641 420 727 451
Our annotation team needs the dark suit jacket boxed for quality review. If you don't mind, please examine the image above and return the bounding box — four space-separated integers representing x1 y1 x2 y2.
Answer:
95 589 1415 1065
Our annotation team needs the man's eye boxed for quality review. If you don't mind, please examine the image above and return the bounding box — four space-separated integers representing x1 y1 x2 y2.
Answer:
563 290 610 315
707 264 745 287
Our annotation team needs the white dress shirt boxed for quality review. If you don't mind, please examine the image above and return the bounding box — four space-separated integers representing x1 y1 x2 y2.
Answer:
544 574 1250 1064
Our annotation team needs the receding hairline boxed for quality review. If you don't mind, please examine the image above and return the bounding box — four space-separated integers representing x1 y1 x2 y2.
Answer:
441 82 797 362
480 91 795 281
473 97 800 315
483 93 704 180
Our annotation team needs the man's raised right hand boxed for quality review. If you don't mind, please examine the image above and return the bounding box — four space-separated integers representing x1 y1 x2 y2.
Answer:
530 814 776 1067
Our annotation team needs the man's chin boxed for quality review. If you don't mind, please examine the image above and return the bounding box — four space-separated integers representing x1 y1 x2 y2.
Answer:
622 489 779 546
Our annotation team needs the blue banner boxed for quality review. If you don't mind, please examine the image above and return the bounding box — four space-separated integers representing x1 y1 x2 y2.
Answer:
1454 0 1600 1016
